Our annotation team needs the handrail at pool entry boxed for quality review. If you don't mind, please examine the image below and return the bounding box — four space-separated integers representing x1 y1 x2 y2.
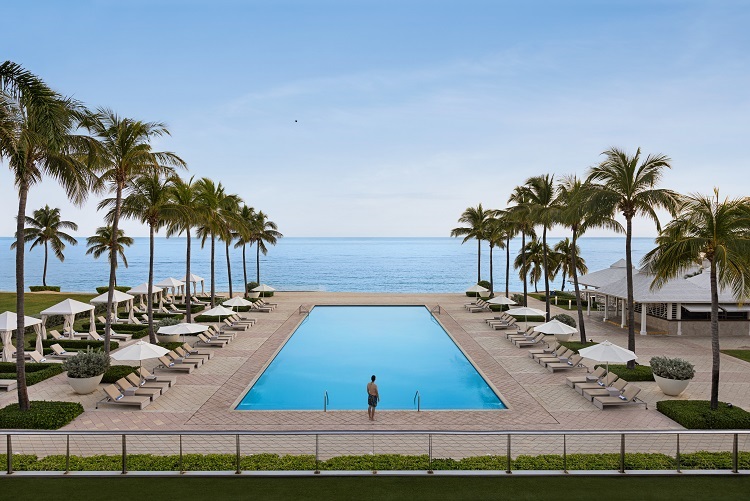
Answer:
323 390 329 412
2 429 749 476
413 390 421 412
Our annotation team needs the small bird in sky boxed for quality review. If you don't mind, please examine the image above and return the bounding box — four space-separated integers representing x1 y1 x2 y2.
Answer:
295 120 298 122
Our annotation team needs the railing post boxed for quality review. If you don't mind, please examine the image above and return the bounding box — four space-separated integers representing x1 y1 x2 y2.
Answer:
179 435 184 474
506 435 512 474
733 433 739 474
315 434 320 474
121 434 127 474
619 434 625 473
6 434 12 474
65 435 70 474
428 434 433 473
675 434 680 473
235 434 241 474
563 434 567 473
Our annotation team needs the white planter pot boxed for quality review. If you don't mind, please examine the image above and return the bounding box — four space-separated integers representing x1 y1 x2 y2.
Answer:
654 374 691 396
156 333 181 343
247 292 260 299
554 333 572 342
67 374 104 395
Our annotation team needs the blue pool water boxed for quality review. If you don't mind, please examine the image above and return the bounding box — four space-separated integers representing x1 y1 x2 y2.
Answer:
236 306 505 411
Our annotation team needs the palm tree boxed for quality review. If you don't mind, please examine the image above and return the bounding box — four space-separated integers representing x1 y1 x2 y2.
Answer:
1 61 96 411
106 173 181 343
234 205 256 298
551 238 588 292
10 205 77 286
195 179 242 307
166 176 200 321
221 195 242 298
641 190 750 410
557 175 623 342
588 148 680 368
84 109 185 355
522 174 559 321
484 212 506 295
450 204 493 284
85 226 134 286
514 236 552 293
249 211 283 284
507 188 536 306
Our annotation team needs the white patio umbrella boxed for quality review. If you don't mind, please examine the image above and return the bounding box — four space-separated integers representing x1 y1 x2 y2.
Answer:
0 312 42 362
252 284 276 292
90 290 135 324
579 340 638 375
533 319 578 336
223 296 252 312
488 296 516 305
111 341 170 384
505 306 545 331
201 305 236 321
465 284 489 294
157 322 209 342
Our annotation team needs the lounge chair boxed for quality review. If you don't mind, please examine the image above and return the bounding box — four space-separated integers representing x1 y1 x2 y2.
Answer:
166 350 203 367
115 377 162 400
206 325 234 340
537 348 575 366
50 344 76 359
514 333 547 348
174 346 210 363
27 350 61 363
507 327 535 340
125 372 171 393
0 379 17 391
256 298 277 308
582 377 628 401
196 333 228 347
155 356 194 373
96 384 151 409
190 296 209 306
138 367 176 387
250 302 272 313
168 304 187 314
574 373 619 395
181 342 214 359
229 314 255 325
222 319 248 331
531 345 568 361
546 354 587 373
592 385 647 410
566 366 606 387
529 342 560 358
90 330 132 343
48 329 68 341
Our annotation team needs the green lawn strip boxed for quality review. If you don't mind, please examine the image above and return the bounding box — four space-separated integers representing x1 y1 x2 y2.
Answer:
2 476 750 501
594 363 654 381
722 350 750 363
657 400 750 429
0 292 96 316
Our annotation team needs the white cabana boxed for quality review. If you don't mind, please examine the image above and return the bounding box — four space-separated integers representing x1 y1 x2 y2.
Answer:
182 273 205 295
39 299 97 348
90 290 135 324
155 277 185 301
0 312 42 362
128 283 164 309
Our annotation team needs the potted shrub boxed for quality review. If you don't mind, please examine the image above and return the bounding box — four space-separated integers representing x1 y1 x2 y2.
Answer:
551 314 577 342
650 356 695 396
156 316 182 343
62 347 110 394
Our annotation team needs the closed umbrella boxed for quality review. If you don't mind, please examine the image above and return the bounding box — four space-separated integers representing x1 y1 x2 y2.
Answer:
578 340 638 376
111 341 170 384
505 306 545 330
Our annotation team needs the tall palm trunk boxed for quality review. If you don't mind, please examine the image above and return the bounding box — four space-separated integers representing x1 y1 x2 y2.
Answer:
476 239 481 283
521 231 527 306
256 242 261 283
571 228 586 342
542 226 551 321
225 240 233 297
242 244 248 298
709 260 720 410
210 233 216 307
15 182 30 411
625 216 636 369
104 184 123 357
560 272 566 291
505 236 510 298
489 244 494 294
147 224 156 344
185 228 192 323
42 241 49 286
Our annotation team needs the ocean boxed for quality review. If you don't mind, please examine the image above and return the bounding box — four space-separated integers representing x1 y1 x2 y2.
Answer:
0 237 656 294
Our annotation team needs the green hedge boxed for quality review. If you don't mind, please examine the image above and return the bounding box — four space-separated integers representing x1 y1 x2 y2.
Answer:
172 303 206 313
559 341 598 353
157 342 184 352
0 401 83 429
95 286 131 294
595 363 654 381
28 285 60 292
0 362 64 385
102 365 140 384
509 315 546 323
194 315 227 322
40 339 118 351
657 400 750 429
2 451 749 471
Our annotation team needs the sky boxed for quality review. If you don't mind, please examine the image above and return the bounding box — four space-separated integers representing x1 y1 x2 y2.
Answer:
1 0 749 238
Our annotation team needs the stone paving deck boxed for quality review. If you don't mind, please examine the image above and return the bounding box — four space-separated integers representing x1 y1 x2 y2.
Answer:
2 292 750 458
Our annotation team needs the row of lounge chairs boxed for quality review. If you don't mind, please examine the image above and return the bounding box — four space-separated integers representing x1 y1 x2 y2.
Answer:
566 368 647 410
97 367 176 409
465 299 491 313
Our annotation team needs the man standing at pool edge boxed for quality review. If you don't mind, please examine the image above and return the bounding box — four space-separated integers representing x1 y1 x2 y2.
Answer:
367 375 379 421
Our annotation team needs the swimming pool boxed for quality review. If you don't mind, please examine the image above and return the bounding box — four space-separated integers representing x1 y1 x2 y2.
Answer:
236 306 505 410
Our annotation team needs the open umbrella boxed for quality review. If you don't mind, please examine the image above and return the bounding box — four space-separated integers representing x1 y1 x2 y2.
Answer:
578 340 637 376
252 284 276 292
487 296 516 312
111 341 169 384
505 306 545 330
223 296 253 312
465 284 489 294
157 322 209 343
533 319 578 335
201 305 236 321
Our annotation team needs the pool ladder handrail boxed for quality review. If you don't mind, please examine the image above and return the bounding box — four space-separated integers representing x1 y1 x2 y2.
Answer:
323 390 329 412
413 390 421 412
299 305 310 315
430 305 441 315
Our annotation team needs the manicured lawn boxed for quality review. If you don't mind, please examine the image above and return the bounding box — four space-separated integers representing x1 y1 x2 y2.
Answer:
0 292 95 316
722 350 750 363
2 475 750 501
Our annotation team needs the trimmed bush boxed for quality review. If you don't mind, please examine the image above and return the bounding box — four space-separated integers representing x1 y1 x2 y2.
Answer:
650 356 695 380
559 341 597 353
172 303 206 313
95 286 131 294
656 400 750 429
489 304 508 312
102 365 139 384
62 348 110 378
157 342 184 352
511 293 525 305
28 285 60 292
158 316 182 327
40 339 118 352
509 315 545 323
552 313 576 327
594 363 654 381
246 282 259 293
194 315 225 322
0 401 83 429
0 362 64 385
